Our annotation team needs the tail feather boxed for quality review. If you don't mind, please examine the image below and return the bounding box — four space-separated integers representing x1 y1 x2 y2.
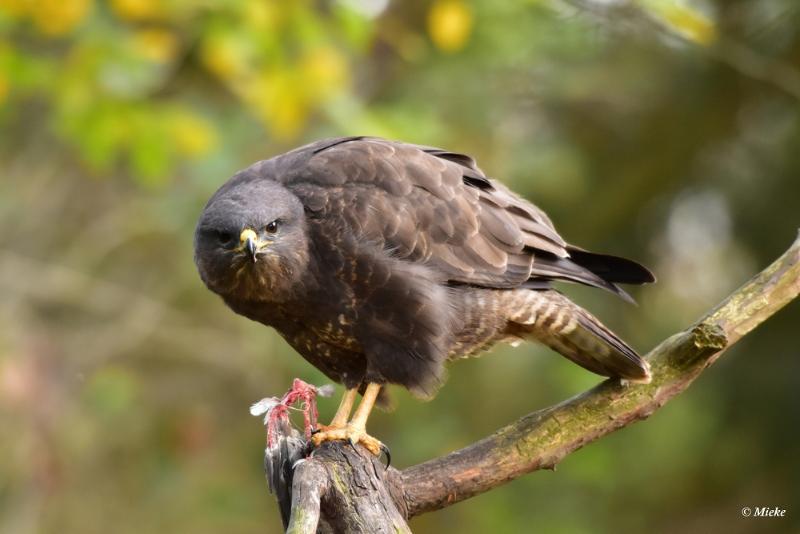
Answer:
513 290 651 382
566 247 656 285
525 252 638 304
525 249 655 305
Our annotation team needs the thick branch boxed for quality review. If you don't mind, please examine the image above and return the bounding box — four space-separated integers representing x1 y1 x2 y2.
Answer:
401 231 800 516
274 438 410 534
286 460 326 534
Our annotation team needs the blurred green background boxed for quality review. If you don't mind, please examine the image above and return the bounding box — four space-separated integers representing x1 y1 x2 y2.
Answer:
1 0 798 532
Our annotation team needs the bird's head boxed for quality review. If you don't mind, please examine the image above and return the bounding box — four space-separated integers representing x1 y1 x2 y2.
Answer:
194 178 310 303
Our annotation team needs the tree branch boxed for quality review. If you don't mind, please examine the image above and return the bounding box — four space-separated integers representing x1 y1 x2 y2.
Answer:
402 230 800 516
264 231 800 531
560 0 800 102
286 459 326 534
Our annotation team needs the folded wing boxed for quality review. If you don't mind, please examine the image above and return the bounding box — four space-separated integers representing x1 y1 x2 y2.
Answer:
277 137 654 296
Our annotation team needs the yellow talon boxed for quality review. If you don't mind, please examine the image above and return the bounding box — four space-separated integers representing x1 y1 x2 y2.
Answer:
312 383 383 456
311 425 384 456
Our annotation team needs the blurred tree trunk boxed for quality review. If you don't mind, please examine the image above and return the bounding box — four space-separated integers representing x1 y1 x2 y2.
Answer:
266 232 800 533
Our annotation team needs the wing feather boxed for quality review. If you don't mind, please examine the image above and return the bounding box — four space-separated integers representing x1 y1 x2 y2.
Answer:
274 137 651 295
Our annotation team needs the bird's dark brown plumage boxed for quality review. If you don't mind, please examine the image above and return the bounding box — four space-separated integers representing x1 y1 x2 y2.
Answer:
194 137 654 400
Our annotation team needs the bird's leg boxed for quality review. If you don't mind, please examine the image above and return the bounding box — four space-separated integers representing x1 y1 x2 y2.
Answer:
311 383 384 456
315 388 357 432
347 382 380 436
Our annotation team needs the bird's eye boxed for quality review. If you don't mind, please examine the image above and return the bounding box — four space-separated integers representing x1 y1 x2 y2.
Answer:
217 231 234 245
265 220 279 234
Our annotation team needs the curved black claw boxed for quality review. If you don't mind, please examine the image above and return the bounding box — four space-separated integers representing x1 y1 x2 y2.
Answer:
380 443 391 470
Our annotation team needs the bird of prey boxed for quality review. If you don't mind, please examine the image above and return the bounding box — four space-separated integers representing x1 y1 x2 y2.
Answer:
194 137 654 454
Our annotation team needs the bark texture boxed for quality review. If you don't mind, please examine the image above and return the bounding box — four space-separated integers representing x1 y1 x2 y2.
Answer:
264 231 800 533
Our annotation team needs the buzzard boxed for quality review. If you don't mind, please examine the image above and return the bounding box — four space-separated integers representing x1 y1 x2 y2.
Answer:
194 137 654 454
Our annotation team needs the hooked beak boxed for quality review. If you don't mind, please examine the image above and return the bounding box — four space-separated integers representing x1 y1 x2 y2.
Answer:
239 228 259 263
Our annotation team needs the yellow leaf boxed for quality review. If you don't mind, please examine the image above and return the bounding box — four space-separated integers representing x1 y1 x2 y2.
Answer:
246 71 308 141
0 73 8 105
300 46 349 101
170 111 217 157
200 33 252 83
243 0 279 31
641 0 716 46
110 0 163 22
270 96 307 140
0 0 32 17
132 28 178 63
661 4 716 45
427 0 473 53
31 0 92 37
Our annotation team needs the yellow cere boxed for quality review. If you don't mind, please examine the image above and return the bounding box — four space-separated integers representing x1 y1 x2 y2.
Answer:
239 228 259 247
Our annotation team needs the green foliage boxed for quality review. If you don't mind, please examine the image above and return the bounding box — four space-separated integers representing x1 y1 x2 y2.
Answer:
1 1 799 533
